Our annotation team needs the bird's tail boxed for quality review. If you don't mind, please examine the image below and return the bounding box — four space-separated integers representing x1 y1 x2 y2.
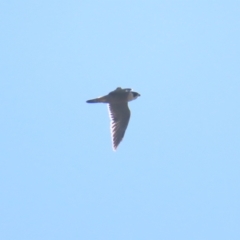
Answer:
86 96 108 103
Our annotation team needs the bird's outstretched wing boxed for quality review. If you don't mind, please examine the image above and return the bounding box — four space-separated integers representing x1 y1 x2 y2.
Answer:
108 103 130 150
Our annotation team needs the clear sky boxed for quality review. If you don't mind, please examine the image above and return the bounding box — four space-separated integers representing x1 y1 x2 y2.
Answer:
1 1 240 239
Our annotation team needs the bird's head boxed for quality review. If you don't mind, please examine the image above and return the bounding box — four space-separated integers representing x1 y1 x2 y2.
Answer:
129 91 140 101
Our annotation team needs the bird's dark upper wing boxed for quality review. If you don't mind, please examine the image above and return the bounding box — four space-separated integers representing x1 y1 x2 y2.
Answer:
108 103 130 150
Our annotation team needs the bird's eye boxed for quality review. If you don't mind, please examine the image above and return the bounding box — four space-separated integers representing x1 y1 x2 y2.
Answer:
132 92 139 97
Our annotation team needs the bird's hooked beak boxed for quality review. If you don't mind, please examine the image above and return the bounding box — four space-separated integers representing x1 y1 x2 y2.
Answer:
132 91 140 98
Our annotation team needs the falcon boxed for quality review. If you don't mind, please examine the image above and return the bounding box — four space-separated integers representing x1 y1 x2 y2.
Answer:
86 87 140 150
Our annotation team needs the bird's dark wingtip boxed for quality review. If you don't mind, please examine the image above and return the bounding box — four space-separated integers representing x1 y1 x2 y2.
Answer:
86 99 97 103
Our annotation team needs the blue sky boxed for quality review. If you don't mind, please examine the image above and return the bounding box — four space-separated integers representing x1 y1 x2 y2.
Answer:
1 1 240 239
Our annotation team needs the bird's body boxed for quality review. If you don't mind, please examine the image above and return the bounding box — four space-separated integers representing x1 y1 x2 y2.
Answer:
86 87 140 150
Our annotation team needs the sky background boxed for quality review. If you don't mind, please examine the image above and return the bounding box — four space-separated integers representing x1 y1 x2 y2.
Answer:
1 1 240 239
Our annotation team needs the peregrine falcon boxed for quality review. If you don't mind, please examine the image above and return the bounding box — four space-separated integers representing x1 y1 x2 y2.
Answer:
86 87 140 150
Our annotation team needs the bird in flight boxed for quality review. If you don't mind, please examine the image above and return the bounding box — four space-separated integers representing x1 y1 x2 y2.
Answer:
86 87 140 151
